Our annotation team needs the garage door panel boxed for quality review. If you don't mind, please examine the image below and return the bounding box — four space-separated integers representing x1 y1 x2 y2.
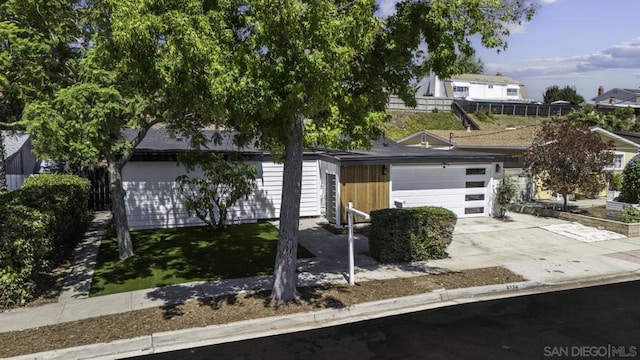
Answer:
391 166 465 191
391 164 491 218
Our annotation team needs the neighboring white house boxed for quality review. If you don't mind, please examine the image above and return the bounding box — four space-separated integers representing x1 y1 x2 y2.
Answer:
122 129 509 230
416 73 528 102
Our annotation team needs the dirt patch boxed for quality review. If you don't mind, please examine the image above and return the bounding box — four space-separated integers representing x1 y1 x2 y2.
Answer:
0 266 523 358
24 262 71 308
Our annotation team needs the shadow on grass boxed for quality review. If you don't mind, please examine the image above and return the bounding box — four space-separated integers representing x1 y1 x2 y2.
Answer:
90 222 314 296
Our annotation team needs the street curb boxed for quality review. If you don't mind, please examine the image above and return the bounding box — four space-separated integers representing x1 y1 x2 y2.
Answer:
4 280 540 360
9 274 640 359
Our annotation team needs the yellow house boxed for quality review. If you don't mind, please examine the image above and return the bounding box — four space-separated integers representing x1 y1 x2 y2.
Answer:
398 127 640 200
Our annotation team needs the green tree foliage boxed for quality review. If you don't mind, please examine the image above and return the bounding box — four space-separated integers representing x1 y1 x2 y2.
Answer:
0 0 82 191
522 120 614 211
496 174 517 217
222 0 536 302
14 0 537 301
454 53 484 74
23 0 236 259
567 105 638 132
542 85 585 105
176 154 257 230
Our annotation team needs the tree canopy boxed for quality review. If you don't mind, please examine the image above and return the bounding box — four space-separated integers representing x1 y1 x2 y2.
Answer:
0 0 82 191
14 0 538 302
522 120 613 211
220 0 537 301
542 85 585 105
23 0 238 258
454 53 484 74
567 105 638 133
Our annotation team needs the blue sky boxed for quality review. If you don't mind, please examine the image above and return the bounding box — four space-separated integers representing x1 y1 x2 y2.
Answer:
377 0 640 102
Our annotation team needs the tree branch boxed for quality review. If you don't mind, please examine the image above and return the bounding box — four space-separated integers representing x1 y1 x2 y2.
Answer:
0 121 21 129
117 117 164 167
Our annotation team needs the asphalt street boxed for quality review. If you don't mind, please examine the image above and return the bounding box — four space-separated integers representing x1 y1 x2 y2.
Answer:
133 280 640 360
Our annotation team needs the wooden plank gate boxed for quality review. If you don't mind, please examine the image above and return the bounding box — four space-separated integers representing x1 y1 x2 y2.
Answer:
80 168 111 211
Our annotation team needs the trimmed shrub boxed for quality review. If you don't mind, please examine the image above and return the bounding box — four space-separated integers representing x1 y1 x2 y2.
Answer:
618 154 640 203
369 207 457 263
496 174 517 217
20 174 92 261
621 206 640 223
0 174 92 308
0 199 53 307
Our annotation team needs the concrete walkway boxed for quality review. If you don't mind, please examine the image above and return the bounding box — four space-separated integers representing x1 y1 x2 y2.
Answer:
3 211 640 359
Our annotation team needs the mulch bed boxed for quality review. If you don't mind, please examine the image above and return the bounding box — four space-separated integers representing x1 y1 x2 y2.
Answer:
0 266 524 358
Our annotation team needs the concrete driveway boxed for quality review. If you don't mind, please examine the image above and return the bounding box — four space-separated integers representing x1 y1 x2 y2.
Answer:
435 212 640 284
297 212 640 286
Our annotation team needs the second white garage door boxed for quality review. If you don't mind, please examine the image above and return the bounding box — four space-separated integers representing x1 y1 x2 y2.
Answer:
391 164 492 218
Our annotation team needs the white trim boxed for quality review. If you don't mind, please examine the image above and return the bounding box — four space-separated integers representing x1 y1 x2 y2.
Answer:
591 127 640 149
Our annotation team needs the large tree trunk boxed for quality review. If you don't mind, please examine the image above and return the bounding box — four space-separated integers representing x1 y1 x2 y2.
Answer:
271 116 304 302
107 159 134 259
0 134 7 193
562 191 569 212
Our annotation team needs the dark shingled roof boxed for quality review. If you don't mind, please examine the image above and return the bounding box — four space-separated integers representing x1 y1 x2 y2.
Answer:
614 131 640 146
125 129 264 154
127 128 515 165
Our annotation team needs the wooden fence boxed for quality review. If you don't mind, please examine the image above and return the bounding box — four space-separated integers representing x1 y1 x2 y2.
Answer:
387 95 453 112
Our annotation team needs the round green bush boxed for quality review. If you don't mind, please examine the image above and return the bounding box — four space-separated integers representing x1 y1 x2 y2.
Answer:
618 154 640 203
369 207 456 263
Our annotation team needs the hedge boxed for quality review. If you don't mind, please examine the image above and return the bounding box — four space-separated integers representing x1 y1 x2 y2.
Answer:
369 207 457 263
0 174 92 308
0 203 52 307
20 174 93 260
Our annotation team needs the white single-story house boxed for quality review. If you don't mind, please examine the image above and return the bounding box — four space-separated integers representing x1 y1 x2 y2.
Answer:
416 73 529 102
123 129 514 230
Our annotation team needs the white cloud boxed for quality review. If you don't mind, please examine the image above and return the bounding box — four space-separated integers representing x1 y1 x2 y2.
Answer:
376 0 400 18
539 0 558 4
487 37 640 80
506 22 527 35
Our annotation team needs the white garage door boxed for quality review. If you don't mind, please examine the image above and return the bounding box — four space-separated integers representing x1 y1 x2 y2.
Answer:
391 164 491 218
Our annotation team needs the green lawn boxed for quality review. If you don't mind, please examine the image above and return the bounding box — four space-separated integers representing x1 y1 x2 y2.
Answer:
471 114 554 131
90 222 314 296
380 110 465 140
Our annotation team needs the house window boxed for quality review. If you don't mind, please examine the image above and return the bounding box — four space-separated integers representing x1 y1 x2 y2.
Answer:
610 154 624 170
466 168 486 175
465 181 485 188
453 86 469 97
507 88 519 96
488 84 494 89
420 133 427 144
465 194 485 201
465 207 484 214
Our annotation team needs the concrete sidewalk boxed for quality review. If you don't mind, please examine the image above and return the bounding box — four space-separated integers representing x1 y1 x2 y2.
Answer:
3 211 640 359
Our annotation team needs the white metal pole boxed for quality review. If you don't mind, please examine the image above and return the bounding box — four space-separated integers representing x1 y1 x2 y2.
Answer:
347 202 355 285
